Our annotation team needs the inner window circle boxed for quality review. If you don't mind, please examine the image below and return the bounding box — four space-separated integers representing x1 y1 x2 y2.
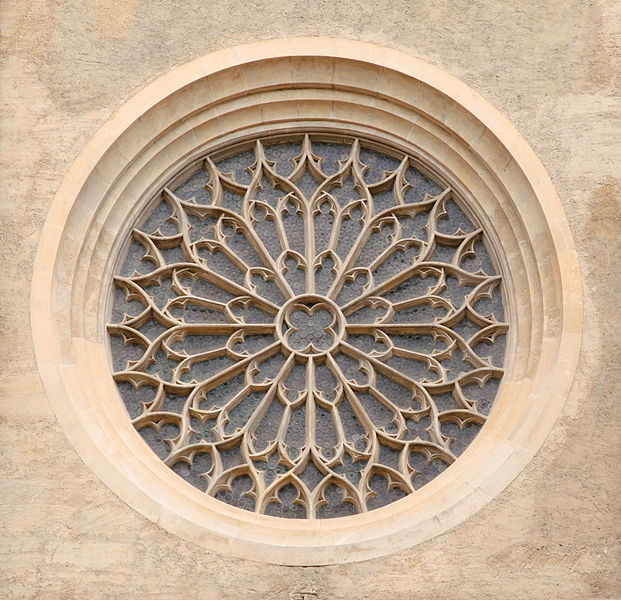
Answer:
108 134 508 519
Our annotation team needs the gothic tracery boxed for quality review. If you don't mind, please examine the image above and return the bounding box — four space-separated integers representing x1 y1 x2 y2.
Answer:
108 135 507 518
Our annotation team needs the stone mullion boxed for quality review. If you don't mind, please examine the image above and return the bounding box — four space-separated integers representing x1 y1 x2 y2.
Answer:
238 354 294 510
185 341 282 409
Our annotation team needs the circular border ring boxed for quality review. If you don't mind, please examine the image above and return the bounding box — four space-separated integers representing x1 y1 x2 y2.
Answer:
31 38 582 566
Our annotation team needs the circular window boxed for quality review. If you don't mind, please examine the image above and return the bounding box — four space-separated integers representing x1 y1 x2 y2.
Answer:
109 136 507 518
31 39 581 565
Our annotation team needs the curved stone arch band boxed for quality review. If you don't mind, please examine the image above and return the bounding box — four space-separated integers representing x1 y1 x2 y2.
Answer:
31 38 582 565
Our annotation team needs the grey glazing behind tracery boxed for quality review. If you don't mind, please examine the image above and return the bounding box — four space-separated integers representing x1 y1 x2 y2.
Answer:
108 135 508 519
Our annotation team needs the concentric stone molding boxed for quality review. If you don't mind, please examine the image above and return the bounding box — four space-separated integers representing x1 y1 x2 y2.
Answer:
31 38 582 565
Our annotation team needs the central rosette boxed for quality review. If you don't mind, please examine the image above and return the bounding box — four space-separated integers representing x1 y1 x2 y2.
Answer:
277 295 345 356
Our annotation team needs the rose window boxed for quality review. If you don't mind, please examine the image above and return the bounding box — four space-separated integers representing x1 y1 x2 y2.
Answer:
108 135 507 519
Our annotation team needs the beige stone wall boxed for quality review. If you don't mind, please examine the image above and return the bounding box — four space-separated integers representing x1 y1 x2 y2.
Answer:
1 2 619 599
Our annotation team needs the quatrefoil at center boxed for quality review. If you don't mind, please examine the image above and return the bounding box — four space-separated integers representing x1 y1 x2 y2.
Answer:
278 295 345 355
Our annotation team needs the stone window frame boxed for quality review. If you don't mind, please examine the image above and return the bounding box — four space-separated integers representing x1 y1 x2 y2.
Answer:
31 38 582 566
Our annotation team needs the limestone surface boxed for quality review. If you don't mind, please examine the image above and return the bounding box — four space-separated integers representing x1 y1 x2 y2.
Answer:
1 1 620 599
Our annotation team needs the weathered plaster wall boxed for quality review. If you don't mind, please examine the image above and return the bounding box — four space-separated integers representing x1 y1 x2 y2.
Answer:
1 2 619 599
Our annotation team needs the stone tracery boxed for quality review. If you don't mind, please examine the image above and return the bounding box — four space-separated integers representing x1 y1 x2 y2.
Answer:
108 135 507 518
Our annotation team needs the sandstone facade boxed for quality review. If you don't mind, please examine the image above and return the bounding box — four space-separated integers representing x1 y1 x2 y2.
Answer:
1 2 620 599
